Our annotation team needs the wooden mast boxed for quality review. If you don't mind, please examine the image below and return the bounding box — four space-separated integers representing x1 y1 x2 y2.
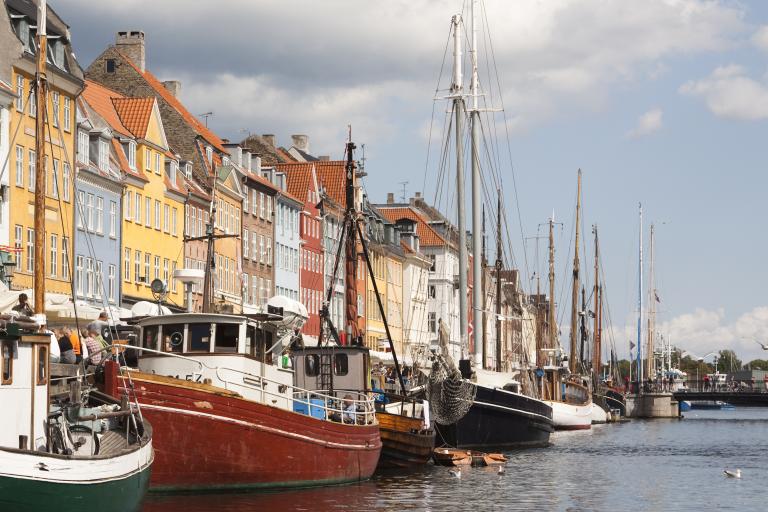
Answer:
592 225 600 388
569 170 582 374
547 214 558 400
646 223 656 379
494 190 502 372
33 0 48 314
343 138 359 345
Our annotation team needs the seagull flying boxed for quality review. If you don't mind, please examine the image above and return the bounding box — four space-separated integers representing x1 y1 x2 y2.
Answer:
724 469 741 479
449 468 461 479
754 340 768 351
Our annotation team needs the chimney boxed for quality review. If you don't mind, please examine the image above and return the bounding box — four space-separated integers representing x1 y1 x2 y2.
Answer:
318 155 330 161
261 134 275 147
291 134 309 152
162 80 181 98
251 154 262 172
387 192 394 204
244 151 252 171
116 31 146 72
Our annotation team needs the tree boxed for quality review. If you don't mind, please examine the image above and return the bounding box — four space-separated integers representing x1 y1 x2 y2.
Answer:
717 349 742 373
616 359 631 379
745 359 768 371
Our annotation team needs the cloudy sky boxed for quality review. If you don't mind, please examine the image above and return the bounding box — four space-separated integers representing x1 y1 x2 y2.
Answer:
56 0 768 364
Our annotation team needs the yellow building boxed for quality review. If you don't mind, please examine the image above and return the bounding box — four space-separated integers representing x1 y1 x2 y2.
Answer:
385 251 404 357
81 80 184 307
6 7 84 295
365 247 388 350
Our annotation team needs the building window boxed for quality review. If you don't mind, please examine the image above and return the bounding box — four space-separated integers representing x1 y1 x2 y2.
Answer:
135 250 142 283
49 234 57 277
63 96 71 132
163 258 169 283
62 237 70 280
125 191 132 220
75 255 83 295
259 235 265 264
86 193 94 231
50 159 59 198
154 200 161 230
63 163 71 202
95 261 103 299
51 91 60 127
145 197 151 227
259 192 265 218
429 285 436 298
77 130 89 164
124 141 135 170
124 248 131 282
144 253 150 283
106 59 116 73
154 255 160 281
76 190 85 229
98 139 109 171
171 207 177 236
135 193 141 223
243 230 249 259
15 75 23 112
28 150 35 192
36 346 48 386
169 160 177 186
109 201 117 237
145 148 151 170
171 261 178 294
29 86 36 117
428 312 436 333
155 153 161 175
428 254 436 272
206 146 212 165
96 196 104 234
251 189 257 215
163 204 169 233
108 265 116 303
25 228 34 272
189 206 196 237
85 258 94 297
266 237 272 266
14 146 23 187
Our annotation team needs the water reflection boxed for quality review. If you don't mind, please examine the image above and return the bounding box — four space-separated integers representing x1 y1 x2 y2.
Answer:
144 409 768 512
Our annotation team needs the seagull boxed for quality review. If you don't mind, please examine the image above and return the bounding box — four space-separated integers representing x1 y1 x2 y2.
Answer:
497 466 506 475
449 468 461 479
35 462 49 472
754 340 768 351
724 469 741 479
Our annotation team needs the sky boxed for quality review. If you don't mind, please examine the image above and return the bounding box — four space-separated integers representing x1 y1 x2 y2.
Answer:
54 0 768 365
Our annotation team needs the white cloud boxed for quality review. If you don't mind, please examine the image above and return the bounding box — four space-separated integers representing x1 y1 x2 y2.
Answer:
628 107 663 137
615 306 768 365
751 25 768 52
680 65 768 120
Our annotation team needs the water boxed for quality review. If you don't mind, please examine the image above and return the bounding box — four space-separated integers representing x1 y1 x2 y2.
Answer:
142 408 768 511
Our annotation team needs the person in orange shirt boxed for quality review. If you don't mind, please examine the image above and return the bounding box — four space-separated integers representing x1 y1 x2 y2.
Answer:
67 326 83 363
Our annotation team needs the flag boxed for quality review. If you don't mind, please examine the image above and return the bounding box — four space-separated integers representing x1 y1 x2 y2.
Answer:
655 292 661 303
629 341 636 350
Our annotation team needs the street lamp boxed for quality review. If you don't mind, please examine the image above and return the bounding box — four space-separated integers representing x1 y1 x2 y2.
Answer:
1 254 16 290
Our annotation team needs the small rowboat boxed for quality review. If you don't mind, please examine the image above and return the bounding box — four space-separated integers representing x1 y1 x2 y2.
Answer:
432 447 507 467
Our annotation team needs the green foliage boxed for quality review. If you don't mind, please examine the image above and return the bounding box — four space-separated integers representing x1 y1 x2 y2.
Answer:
717 349 742 372
745 359 768 371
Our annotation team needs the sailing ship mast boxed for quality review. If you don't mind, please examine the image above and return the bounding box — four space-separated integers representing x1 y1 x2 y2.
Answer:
34 0 48 314
569 170 582 374
469 0 483 370
592 225 601 389
646 223 656 379
344 137 359 345
495 191 502 372
450 14 469 362
636 203 644 390
548 214 559 399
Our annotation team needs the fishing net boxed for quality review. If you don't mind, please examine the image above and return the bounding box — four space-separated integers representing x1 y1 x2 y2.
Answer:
426 319 476 425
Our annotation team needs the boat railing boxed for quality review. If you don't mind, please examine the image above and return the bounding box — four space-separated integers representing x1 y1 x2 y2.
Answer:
215 367 376 426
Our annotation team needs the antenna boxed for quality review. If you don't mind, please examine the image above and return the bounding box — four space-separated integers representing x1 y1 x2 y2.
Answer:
398 181 409 202
199 112 213 127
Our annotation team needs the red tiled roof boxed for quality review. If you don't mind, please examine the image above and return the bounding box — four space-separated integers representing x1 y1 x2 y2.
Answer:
378 206 449 247
277 161 345 207
111 97 155 139
82 80 132 137
116 49 228 154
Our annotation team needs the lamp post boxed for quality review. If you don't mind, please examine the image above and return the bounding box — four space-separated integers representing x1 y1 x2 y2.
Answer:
1 254 16 290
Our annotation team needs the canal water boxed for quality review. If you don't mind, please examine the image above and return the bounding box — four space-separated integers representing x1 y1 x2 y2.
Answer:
142 408 768 511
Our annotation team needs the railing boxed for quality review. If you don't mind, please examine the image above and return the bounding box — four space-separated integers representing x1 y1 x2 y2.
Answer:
117 346 377 426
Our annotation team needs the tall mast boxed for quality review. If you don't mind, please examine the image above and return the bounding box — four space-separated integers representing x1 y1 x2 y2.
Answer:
592 225 601 389
344 138 359 344
569 170 582 374
33 0 48 314
636 203 644 390
201 178 218 313
548 215 555 355
481 205 487 369
469 0 483 369
451 14 469 360
646 223 655 379
495 190 502 372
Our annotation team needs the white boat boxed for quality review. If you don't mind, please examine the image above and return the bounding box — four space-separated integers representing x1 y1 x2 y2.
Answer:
544 399 593 430
0 314 153 512
590 403 608 424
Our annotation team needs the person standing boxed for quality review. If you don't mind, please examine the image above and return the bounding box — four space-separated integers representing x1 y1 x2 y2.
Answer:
12 293 34 316
67 327 83 363
57 329 76 364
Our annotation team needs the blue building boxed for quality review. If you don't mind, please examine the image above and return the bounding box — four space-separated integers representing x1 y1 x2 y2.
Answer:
73 101 123 307
263 167 301 302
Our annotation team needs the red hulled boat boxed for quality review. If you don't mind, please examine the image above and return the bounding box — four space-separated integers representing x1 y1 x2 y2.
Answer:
105 313 381 492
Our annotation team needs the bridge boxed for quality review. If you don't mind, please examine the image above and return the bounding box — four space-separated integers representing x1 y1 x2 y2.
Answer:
672 390 768 406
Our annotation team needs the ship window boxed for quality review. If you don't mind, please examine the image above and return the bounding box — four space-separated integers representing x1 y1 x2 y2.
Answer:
245 325 256 356
37 345 48 385
163 330 183 353
334 354 348 376
142 325 158 350
215 324 238 353
1 341 13 385
188 324 212 352
305 355 319 377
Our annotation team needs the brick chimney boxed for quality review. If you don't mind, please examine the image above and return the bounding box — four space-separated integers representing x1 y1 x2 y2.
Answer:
387 192 394 204
116 31 146 72
291 134 309 152
162 80 181 98
261 134 276 147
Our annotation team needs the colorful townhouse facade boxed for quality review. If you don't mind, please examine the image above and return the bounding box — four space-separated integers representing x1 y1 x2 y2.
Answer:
266 167 301 302
74 94 123 307
4 0 83 296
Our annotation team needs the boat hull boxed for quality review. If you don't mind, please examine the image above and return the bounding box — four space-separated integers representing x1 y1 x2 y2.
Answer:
118 372 382 492
544 400 593 430
436 385 553 449
376 411 435 468
0 443 153 512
